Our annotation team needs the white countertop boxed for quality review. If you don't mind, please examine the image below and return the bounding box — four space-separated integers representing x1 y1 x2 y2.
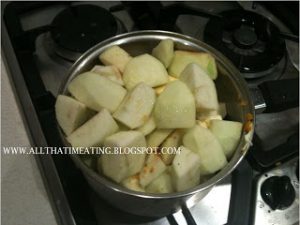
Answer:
1 59 57 225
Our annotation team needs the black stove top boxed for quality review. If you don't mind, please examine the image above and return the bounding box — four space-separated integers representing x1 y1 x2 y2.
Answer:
1 2 299 225
204 10 286 77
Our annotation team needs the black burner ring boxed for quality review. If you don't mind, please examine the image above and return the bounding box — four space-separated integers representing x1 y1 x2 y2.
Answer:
204 10 286 77
233 26 258 48
50 5 118 55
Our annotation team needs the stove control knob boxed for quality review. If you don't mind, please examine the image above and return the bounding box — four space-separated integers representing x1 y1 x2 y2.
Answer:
261 176 295 210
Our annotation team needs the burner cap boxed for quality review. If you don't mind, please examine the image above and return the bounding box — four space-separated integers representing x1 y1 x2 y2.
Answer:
233 25 258 48
204 10 286 77
51 5 118 56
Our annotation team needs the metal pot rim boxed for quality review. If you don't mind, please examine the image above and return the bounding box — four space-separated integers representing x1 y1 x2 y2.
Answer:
58 30 255 199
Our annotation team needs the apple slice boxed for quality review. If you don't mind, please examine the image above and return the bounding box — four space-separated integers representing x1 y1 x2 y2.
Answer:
113 83 156 129
139 154 166 187
152 39 174 68
146 171 174 193
99 45 132 73
168 50 217 79
121 175 145 192
103 131 147 177
146 129 173 148
136 116 156 136
180 63 219 113
209 120 243 159
183 125 227 175
91 65 124 85
123 54 169 89
81 155 97 170
153 80 196 129
196 110 223 128
101 153 128 183
67 108 119 147
170 146 201 192
160 129 183 165
68 72 127 112
55 95 94 136
154 76 178 95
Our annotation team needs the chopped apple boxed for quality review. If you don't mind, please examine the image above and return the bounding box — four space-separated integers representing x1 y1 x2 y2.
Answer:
55 95 94 136
196 110 223 128
99 45 132 73
153 80 196 129
136 116 156 136
81 155 97 170
121 175 145 192
154 85 166 96
113 83 156 129
152 39 174 68
170 146 201 192
104 131 147 177
101 153 128 183
139 154 166 187
68 72 127 112
91 65 124 86
168 75 178 82
67 108 118 147
196 110 218 120
160 129 184 165
183 125 227 175
117 121 130 131
209 120 243 159
146 171 174 193
123 54 169 89
180 63 219 113
146 129 173 148
168 50 218 79
154 76 178 95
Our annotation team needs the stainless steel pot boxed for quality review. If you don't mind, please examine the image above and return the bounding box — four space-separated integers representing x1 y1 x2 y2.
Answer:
58 30 255 217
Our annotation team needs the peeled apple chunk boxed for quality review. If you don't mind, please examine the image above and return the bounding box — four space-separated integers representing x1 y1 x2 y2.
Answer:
101 153 128 183
103 131 147 178
209 120 243 159
137 116 156 136
99 45 132 73
153 80 196 129
123 54 169 89
139 154 167 187
152 39 174 68
55 95 94 136
146 171 174 193
180 63 219 112
154 76 178 95
113 83 156 129
168 50 218 79
171 146 201 192
121 175 145 192
161 129 183 165
68 72 127 112
146 129 173 148
67 108 119 147
183 125 227 175
91 65 124 86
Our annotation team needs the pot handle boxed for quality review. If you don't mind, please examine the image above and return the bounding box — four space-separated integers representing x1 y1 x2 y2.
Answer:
258 78 299 113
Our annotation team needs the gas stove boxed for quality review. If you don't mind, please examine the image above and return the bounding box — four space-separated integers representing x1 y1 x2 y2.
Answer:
1 2 299 225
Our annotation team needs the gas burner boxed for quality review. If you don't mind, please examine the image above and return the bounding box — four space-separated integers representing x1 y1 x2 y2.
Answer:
204 10 286 78
50 4 126 61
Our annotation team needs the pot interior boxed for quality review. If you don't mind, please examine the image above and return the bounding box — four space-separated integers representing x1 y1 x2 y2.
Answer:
59 30 255 198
